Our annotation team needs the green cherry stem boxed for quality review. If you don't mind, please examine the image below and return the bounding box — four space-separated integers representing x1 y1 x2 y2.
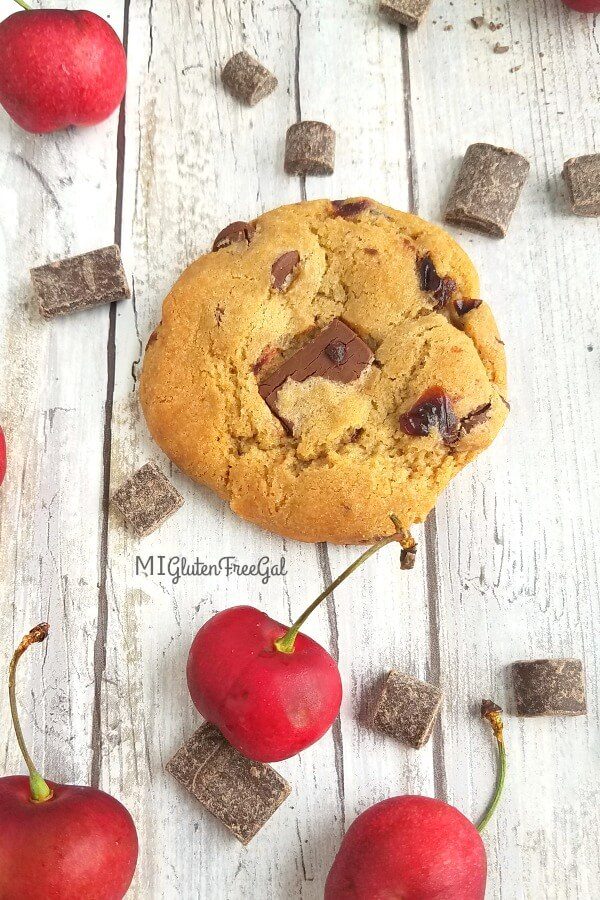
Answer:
274 515 415 655
13 1 32 10
477 700 506 832
8 623 53 804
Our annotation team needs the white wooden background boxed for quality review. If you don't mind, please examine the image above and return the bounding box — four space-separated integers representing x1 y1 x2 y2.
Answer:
1 1 599 897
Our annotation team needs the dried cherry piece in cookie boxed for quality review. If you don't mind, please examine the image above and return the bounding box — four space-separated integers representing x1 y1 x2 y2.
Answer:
213 221 255 251
454 297 483 316
271 251 300 291
332 199 372 218
399 387 459 445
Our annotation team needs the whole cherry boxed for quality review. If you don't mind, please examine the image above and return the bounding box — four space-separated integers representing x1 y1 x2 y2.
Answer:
0 624 139 900
0 1 127 134
325 701 507 899
187 517 416 762
561 0 600 11
0 425 6 485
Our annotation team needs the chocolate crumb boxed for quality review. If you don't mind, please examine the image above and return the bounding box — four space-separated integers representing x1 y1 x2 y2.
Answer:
470 15 485 28
509 65 522 73
493 43 510 54
325 340 348 365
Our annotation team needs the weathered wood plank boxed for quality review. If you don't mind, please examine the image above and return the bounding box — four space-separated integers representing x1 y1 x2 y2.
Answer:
0 0 125 803
407 2 600 898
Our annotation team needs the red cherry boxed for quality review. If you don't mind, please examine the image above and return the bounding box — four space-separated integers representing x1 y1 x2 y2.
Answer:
0 425 6 486
561 0 600 10
0 625 138 900
0 6 126 134
325 702 506 900
187 517 416 762
325 796 487 900
187 606 343 762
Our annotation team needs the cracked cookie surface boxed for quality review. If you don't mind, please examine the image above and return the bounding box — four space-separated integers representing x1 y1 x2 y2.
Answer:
140 198 508 544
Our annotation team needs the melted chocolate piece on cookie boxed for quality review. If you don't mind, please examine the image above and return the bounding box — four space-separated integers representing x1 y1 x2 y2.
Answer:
332 199 372 218
271 251 300 291
454 297 483 316
213 221 255 251
258 318 373 422
417 255 456 309
399 387 460 445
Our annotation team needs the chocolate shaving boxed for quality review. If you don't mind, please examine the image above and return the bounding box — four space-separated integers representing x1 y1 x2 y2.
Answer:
213 221 255 251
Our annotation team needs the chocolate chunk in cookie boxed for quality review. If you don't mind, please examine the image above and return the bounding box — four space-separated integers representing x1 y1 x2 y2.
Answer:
258 318 374 421
379 0 432 29
512 659 586 717
399 387 460 445
31 245 130 319
417 255 456 309
373 670 442 748
563 154 600 217
285 121 336 176
454 297 483 316
166 723 291 844
445 143 530 237
213 221 255 251
221 51 277 106
461 402 492 434
332 199 372 218
271 251 300 291
112 462 183 536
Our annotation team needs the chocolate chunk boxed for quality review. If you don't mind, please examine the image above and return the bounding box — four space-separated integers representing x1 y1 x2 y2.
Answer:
563 154 600 217
470 15 485 28
112 462 183 537
512 659 587 717
379 0 432 28
325 340 348 365
332 199 372 218
445 143 530 238
399 387 459 445
417 255 456 309
166 723 291 844
271 251 300 291
460 402 492 434
285 121 336 176
258 319 374 421
31 245 130 320
213 221 255 251
373 670 442 748
454 297 483 316
221 51 277 106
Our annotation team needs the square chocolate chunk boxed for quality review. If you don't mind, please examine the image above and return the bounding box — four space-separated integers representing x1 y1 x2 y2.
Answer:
445 143 530 237
166 723 291 844
512 659 587 717
31 245 130 319
112 462 183 537
373 670 442 749
379 0 432 29
563 154 600 217
285 121 336 176
221 51 277 107
258 318 374 422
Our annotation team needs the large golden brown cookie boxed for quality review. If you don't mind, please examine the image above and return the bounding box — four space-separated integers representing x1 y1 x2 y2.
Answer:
140 198 507 544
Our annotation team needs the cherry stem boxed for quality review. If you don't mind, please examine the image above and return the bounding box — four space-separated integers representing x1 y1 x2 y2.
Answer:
13 0 32 10
274 515 415 654
477 699 506 832
8 624 53 804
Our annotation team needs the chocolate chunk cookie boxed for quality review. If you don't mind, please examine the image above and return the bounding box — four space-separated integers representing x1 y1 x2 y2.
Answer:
140 199 507 543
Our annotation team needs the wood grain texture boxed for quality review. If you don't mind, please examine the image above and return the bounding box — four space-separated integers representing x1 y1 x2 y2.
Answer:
0 0 598 898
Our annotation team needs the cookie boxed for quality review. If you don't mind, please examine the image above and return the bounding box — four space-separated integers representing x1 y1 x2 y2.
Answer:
140 198 507 544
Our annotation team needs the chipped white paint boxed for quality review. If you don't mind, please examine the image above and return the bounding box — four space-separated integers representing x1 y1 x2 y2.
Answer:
0 1 599 898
